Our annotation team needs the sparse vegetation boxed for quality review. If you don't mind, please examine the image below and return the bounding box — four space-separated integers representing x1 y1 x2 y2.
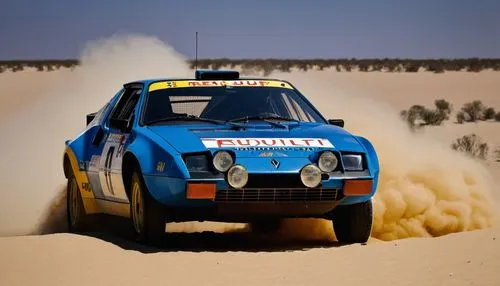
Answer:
495 112 500 122
460 100 486 122
456 101 498 123
483 107 496 120
400 99 452 130
451 134 489 160
456 111 466 124
495 147 500 162
1 58 500 74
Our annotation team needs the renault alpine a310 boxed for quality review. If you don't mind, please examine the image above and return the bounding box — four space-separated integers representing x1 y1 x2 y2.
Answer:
62 70 380 246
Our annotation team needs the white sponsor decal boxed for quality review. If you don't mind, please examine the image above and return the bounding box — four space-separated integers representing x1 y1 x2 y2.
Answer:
201 138 334 148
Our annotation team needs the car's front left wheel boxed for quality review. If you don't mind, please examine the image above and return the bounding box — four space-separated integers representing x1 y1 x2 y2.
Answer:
331 199 373 244
130 170 165 246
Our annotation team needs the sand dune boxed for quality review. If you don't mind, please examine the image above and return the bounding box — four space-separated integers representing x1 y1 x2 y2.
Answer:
1 227 499 286
0 34 499 285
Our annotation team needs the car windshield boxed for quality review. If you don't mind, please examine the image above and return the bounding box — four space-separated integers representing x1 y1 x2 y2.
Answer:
141 85 325 125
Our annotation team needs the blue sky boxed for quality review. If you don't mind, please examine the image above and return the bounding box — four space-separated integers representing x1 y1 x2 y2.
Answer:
1 0 499 60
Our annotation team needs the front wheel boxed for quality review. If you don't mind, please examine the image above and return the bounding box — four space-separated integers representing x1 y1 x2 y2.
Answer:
331 199 373 244
67 172 89 232
130 170 165 246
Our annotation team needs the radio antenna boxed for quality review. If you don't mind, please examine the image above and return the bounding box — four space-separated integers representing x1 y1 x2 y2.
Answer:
195 31 198 71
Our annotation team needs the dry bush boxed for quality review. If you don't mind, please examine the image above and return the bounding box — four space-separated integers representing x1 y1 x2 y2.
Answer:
495 112 500 122
495 147 500 162
400 99 452 129
451 134 489 160
460 100 486 122
400 105 426 131
483 107 496 120
456 111 467 124
435 99 453 113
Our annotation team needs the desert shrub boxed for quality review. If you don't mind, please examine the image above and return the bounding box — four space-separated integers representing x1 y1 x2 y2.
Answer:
400 99 452 129
420 108 448 125
456 111 467 124
495 147 500 162
433 99 453 122
435 99 453 114
427 62 445 73
483 107 496 120
400 105 426 130
460 100 486 122
451 134 489 160
494 112 500 122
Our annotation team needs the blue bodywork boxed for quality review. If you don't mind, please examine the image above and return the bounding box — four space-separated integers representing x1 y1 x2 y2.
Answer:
63 71 380 221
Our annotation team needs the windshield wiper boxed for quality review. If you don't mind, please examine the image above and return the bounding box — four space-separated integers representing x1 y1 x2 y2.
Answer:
227 114 298 129
145 115 245 128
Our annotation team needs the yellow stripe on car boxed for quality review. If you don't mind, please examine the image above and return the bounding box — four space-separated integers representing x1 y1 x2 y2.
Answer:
148 79 293 92
64 146 99 213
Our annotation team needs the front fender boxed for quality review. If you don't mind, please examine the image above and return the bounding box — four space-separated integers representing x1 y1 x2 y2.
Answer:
125 129 190 179
339 135 380 206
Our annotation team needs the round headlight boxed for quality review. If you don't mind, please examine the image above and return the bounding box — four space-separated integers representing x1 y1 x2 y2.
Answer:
213 151 233 172
300 164 322 188
227 165 248 189
318 151 338 172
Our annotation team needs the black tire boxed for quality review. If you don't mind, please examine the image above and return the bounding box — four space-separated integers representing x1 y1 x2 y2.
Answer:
250 218 282 234
331 199 373 244
67 171 89 233
130 170 165 246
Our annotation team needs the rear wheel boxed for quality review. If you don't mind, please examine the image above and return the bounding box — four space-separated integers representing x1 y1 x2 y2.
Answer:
331 199 373 244
130 170 165 246
67 172 89 232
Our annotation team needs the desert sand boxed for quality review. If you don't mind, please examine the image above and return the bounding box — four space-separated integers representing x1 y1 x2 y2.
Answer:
0 35 499 285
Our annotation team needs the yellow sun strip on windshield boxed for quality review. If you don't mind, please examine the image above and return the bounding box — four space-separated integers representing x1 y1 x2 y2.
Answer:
148 80 293 92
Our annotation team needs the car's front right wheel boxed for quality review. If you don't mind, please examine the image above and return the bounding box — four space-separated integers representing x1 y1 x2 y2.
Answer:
331 199 373 244
130 170 165 246
67 171 89 233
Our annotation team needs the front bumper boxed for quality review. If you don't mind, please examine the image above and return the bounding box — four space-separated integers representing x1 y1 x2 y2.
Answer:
143 171 376 221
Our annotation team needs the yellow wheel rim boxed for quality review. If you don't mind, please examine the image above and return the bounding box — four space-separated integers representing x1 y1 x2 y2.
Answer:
131 180 144 234
69 178 79 227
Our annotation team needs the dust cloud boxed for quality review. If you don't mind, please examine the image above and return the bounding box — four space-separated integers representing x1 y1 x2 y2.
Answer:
0 35 498 241
0 34 192 235
270 70 499 241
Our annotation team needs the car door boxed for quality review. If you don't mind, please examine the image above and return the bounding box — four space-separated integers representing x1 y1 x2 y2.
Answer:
94 85 142 202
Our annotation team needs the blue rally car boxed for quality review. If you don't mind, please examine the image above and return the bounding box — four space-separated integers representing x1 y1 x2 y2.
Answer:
62 70 380 245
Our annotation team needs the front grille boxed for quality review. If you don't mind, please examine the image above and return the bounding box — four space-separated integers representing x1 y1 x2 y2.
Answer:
245 174 303 188
215 188 340 202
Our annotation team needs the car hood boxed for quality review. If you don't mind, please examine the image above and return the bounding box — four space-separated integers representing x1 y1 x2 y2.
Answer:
146 122 366 157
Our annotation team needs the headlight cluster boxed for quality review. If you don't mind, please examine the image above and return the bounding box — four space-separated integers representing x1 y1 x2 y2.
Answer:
299 151 338 188
184 149 364 191
300 151 364 188
212 151 248 189
184 151 249 189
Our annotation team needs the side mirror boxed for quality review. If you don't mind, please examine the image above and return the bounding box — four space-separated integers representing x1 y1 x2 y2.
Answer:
86 112 97 125
328 119 344 128
109 118 132 133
